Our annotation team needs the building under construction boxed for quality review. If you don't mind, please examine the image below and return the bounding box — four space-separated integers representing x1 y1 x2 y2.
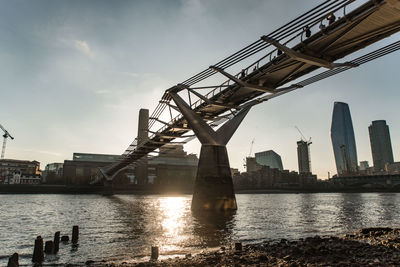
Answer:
297 140 311 174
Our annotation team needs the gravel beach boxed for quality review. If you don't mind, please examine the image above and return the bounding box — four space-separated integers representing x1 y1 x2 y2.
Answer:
91 227 400 267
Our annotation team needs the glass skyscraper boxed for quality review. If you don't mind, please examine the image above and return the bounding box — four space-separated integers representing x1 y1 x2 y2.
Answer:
255 150 283 170
330 102 358 176
368 120 394 171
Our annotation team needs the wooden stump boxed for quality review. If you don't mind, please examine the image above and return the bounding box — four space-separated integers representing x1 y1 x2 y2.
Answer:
32 236 44 263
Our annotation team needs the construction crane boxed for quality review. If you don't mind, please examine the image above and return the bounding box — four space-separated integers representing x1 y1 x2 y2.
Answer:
243 138 255 169
295 126 312 144
248 138 255 157
0 124 14 159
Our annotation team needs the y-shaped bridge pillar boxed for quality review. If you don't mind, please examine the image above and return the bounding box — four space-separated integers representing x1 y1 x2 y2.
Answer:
169 91 251 211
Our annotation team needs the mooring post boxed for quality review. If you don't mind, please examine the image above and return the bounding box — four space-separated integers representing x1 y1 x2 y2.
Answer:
44 241 54 254
72 225 79 244
32 236 44 263
151 246 159 260
61 235 69 242
7 253 18 267
53 231 60 253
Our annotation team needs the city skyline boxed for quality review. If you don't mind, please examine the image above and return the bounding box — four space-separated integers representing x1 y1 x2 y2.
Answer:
1 0 399 178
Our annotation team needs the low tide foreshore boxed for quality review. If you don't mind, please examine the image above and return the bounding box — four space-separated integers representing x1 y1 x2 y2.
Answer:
90 227 400 266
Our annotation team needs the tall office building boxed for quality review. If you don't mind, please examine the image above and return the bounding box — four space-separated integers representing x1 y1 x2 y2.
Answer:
330 102 358 176
255 150 283 170
368 120 394 171
297 140 311 174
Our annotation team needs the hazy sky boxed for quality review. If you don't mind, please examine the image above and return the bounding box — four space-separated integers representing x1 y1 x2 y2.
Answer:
1 0 399 178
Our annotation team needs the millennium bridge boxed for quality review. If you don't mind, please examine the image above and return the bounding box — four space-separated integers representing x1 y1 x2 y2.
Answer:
98 0 400 210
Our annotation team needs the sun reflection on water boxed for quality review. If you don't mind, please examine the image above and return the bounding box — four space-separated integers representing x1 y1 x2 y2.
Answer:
158 196 188 253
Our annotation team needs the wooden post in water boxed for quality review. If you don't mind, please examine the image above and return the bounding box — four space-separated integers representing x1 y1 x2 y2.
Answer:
7 253 18 267
53 231 60 253
151 246 159 260
44 241 54 254
32 236 44 263
72 225 79 244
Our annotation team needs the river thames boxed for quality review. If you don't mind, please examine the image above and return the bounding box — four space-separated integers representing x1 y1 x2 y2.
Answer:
1 193 400 265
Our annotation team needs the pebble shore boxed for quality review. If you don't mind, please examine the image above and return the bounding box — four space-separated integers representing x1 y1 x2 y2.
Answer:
86 227 400 266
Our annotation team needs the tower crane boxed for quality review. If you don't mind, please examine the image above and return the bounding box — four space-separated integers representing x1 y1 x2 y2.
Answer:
243 138 255 169
0 124 14 159
295 126 312 144
248 138 255 157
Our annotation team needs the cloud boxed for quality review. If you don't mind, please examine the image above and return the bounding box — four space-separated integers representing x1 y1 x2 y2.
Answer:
74 40 95 58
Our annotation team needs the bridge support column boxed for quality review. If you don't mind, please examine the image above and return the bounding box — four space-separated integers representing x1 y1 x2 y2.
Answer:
103 179 114 196
168 90 251 211
193 144 236 210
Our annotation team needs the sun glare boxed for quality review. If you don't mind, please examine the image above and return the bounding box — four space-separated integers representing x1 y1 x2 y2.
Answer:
159 197 187 240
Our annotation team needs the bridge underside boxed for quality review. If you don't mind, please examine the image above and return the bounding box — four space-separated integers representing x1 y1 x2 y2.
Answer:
101 0 400 210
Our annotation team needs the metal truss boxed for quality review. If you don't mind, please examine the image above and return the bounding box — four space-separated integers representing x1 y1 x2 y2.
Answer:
102 0 400 179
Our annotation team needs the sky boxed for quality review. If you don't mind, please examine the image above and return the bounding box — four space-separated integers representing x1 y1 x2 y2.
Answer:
0 0 399 178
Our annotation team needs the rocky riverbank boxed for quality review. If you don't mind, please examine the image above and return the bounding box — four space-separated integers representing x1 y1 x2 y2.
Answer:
94 227 400 266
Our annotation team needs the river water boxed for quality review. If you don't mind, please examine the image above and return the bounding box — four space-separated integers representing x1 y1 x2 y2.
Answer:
1 193 400 265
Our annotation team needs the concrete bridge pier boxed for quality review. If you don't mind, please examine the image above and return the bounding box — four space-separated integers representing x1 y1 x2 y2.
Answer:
103 179 114 196
192 144 237 210
168 90 251 211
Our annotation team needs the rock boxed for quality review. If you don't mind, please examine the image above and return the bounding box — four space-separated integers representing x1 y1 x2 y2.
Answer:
235 242 242 251
283 255 291 261
61 235 69 242
258 254 268 261
85 260 95 265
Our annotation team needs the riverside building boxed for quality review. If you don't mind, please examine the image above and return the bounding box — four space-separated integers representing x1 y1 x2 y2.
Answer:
63 153 123 185
63 146 198 188
330 102 358 176
255 150 283 171
0 159 41 184
368 120 394 171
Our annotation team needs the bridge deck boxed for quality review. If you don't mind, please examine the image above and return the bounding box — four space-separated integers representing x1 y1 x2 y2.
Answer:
106 0 400 178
